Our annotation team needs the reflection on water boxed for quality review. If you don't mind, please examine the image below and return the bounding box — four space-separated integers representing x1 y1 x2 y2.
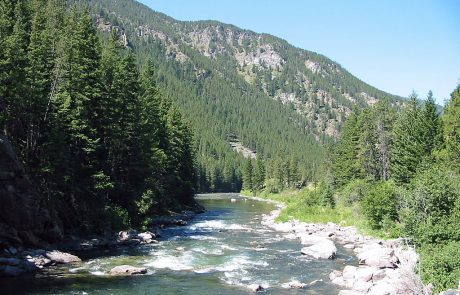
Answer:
0 193 356 295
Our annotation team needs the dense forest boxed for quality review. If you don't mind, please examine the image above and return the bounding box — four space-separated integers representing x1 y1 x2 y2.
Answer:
70 0 403 192
243 87 460 292
0 0 198 233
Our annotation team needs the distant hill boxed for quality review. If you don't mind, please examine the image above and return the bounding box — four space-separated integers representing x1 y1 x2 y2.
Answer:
82 0 404 191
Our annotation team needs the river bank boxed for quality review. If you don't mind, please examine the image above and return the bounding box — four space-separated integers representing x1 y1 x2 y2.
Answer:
0 209 202 278
0 193 354 294
242 194 433 295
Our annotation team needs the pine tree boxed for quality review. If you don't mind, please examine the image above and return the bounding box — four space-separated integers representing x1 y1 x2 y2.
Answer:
373 98 396 181
1 0 30 143
443 85 460 170
356 108 379 180
253 158 265 194
242 159 254 192
391 92 441 184
52 8 105 222
420 91 443 155
332 110 362 186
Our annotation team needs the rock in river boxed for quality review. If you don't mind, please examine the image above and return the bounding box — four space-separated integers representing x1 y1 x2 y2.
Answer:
45 250 81 264
110 265 147 275
301 238 337 259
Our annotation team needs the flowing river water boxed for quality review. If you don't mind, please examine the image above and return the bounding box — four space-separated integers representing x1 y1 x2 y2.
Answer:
1 193 357 294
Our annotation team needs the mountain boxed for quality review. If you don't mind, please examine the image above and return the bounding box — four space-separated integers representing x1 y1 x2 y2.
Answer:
82 0 403 192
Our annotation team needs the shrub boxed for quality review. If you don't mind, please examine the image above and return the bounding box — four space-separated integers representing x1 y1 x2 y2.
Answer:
338 178 372 205
401 167 460 245
420 241 460 293
104 203 130 230
360 181 399 230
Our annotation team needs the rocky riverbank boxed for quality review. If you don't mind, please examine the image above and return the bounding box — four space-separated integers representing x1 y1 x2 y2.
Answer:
0 210 201 277
247 195 433 295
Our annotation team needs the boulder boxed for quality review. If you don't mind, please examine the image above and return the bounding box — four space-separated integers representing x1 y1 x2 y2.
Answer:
137 232 154 243
353 280 373 292
110 265 147 275
282 280 306 289
45 250 81 264
367 280 396 295
357 247 396 268
355 266 375 282
247 284 265 292
301 238 337 259
26 255 52 268
331 276 346 286
342 265 357 281
329 270 342 281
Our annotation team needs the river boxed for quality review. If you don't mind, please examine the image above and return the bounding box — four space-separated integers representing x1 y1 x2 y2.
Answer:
1 193 357 294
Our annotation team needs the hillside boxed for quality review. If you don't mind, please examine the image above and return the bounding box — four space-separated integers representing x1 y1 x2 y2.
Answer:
83 0 403 191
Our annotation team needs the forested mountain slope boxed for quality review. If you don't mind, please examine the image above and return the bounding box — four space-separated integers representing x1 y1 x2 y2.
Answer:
81 0 403 192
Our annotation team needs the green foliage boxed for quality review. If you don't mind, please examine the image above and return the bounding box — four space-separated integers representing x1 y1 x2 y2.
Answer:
338 178 371 205
420 241 460 293
360 181 399 230
1 1 198 234
391 93 443 184
443 85 460 170
401 166 460 245
104 203 131 230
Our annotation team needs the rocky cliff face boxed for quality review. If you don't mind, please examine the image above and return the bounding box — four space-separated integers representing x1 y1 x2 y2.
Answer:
0 136 63 249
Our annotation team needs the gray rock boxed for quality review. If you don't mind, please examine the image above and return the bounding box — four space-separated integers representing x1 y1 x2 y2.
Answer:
329 270 342 281
331 276 346 286
110 265 147 275
357 247 396 268
367 280 395 295
26 255 52 268
45 250 81 264
301 238 337 259
355 266 375 282
352 280 373 292
440 290 460 295
342 265 357 281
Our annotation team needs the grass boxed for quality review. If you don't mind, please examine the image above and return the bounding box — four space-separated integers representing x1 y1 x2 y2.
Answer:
241 188 397 238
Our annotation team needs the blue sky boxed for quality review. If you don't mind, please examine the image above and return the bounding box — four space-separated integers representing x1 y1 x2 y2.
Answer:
138 0 460 105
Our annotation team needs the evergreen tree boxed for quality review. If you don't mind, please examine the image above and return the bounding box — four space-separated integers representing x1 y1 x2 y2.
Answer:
332 110 362 186
1 0 30 142
253 158 265 193
242 159 254 192
373 98 395 181
420 91 443 156
443 85 460 170
391 94 424 184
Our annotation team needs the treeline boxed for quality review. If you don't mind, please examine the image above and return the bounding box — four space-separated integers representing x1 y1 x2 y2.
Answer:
329 89 460 292
74 0 337 192
242 156 305 195
0 0 197 233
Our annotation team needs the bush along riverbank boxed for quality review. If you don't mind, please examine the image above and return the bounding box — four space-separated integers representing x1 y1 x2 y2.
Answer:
242 182 459 295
